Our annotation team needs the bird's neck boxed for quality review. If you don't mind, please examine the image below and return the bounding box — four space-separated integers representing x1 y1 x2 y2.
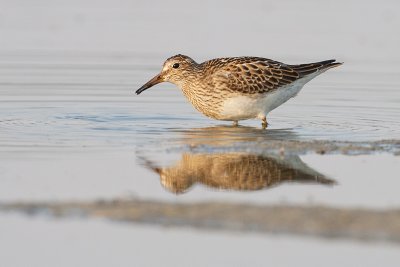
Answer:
180 65 204 92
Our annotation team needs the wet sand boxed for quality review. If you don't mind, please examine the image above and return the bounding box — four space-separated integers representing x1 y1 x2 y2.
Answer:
3 199 400 244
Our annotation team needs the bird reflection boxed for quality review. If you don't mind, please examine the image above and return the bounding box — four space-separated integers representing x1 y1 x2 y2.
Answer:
142 152 335 194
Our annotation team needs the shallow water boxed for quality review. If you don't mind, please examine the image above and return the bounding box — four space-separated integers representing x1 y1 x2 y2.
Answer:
1 52 399 149
0 50 399 206
2 149 400 210
2 213 400 267
1 0 400 266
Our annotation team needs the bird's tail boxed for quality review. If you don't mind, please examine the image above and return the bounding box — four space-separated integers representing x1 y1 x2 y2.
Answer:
289 59 343 77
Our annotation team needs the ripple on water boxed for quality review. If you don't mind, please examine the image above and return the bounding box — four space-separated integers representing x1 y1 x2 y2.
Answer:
0 52 399 149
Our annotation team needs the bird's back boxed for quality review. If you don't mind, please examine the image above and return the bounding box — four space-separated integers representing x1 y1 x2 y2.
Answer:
202 57 341 94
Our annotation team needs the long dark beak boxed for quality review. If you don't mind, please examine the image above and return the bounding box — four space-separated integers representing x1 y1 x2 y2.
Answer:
135 73 163 95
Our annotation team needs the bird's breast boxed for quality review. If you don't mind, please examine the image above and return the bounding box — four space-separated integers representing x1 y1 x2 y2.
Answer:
180 85 224 119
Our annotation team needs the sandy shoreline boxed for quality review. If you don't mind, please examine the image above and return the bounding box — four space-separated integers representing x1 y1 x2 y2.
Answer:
170 138 400 156
2 199 400 244
2 137 399 154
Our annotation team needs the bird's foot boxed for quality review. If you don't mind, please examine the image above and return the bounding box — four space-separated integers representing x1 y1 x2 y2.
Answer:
261 117 268 129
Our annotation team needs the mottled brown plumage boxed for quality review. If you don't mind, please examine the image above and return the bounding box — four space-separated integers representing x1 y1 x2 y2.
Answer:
136 55 342 127
142 152 335 194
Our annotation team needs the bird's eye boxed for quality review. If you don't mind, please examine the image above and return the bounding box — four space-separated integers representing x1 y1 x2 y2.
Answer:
172 63 180 69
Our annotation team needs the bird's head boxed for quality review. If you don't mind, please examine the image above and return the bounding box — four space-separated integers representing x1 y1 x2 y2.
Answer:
136 54 197 95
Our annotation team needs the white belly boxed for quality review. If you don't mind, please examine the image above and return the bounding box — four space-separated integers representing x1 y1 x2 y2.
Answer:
219 75 316 121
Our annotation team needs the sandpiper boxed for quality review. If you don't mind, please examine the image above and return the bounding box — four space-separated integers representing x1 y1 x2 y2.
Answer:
143 153 335 194
136 55 342 128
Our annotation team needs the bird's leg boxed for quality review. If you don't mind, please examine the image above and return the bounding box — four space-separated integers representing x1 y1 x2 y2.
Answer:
261 116 268 129
233 120 239 127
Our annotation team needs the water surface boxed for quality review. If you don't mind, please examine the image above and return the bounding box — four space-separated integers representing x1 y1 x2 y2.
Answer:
1 52 399 149
0 49 399 206
1 1 400 266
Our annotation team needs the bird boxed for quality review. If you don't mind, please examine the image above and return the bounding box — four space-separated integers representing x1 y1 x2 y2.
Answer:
141 152 335 194
136 55 342 128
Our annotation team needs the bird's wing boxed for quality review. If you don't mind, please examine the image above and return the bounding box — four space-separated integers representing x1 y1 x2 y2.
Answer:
210 57 301 95
209 57 340 95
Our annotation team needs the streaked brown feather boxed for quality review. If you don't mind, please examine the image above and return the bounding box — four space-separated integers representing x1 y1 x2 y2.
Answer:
202 57 341 95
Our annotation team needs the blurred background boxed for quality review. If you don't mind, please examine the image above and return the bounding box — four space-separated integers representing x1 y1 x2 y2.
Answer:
1 0 399 61
0 0 400 266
